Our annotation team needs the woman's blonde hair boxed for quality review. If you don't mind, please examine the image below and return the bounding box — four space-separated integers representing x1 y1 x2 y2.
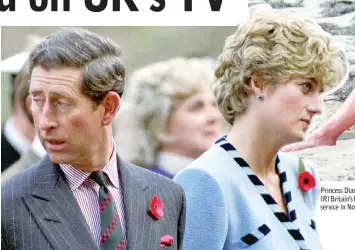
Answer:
113 57 216 167
214 4 349 124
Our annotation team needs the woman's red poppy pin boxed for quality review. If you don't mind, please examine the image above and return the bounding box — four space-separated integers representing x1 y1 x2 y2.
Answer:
298 171 316 192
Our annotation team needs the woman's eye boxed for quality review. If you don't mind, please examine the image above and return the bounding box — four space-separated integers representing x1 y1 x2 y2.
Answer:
188 102 203 111
302 82 312 92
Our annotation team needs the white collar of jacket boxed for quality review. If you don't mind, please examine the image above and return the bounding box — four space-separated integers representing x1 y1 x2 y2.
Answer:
156 152 194 176
4 117 31 154
31 136 47 158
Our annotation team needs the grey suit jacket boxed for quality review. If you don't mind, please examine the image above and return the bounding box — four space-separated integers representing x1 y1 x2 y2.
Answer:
1 154 186 250
1 147 41 183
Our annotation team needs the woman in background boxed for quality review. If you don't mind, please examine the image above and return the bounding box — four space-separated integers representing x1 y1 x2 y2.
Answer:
174 4 349 250
113 57 225 178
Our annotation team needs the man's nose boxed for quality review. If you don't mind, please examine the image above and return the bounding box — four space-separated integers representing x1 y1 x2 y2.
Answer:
38 104 58 131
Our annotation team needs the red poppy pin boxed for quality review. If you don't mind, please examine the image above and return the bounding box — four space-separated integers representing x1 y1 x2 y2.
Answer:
160 235 174 248
149 195 164 220
298 171 316 192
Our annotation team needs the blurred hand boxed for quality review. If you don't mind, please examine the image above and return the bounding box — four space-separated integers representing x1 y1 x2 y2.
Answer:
281 129 337 152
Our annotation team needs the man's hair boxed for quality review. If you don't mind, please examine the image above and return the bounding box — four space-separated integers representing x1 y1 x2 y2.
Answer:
28 27 125 104
214 4 349 125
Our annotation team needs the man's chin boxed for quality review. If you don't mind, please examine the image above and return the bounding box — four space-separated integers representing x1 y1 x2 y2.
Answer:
48 153 69 165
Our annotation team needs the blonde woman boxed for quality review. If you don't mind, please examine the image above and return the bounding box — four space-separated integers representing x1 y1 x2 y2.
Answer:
113 57 224 178
174 5 349 250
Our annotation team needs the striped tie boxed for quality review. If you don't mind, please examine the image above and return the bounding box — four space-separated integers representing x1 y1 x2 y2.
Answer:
90 171 126 250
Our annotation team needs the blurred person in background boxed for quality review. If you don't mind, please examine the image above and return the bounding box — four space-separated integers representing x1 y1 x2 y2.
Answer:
282 87 355 152
2 136 46 182
113 57 225 179
1 61 47 182
1 58 34 171
174 4 349 250
1 36 41 172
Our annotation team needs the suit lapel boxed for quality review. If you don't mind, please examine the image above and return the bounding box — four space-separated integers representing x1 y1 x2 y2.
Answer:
23 155 99 250
118 155 161 249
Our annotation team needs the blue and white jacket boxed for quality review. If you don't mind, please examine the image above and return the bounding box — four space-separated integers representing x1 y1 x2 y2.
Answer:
174 138 321 250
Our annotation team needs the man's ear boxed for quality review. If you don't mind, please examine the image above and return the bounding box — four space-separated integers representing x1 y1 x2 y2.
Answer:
102 91 120 125
250 73 265 96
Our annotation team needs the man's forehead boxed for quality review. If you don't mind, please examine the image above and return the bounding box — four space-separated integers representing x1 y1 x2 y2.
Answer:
31 66 83 83
30 66 83 93
29 85 76 99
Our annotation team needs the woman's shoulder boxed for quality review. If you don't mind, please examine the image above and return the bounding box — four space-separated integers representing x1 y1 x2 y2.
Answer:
190 144 235 170
174 145 230 186
175 145 235 186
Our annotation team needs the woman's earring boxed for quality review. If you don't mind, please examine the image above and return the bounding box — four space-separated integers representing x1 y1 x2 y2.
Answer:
257 94 264 100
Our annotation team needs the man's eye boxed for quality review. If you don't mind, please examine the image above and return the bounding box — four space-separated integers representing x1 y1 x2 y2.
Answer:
57 101 69 107
33 98 44 107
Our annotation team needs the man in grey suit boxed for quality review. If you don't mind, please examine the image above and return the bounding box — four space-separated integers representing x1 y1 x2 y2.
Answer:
1 27 186 250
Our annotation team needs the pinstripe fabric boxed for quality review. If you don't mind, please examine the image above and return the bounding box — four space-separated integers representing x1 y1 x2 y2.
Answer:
59 143 127 245
1 156 98 250
120 159 186 250
217 136 309 250
1 154 186 250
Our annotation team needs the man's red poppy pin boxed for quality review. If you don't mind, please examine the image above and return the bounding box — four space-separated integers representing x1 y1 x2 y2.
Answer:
160 235 174 248
149 195 164 220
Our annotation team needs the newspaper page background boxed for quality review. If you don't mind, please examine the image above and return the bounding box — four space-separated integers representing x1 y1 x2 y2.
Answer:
1 0 354 249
